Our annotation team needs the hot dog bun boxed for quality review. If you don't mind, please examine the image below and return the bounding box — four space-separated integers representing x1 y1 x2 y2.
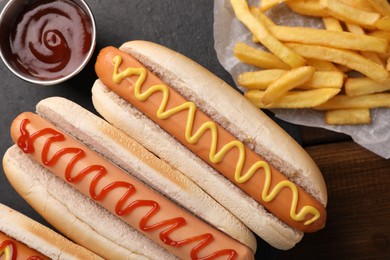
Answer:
92 40 328 249
0 203 102 259
3 97 256 259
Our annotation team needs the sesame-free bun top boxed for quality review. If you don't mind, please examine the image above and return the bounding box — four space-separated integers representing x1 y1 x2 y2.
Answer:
0 203 102 259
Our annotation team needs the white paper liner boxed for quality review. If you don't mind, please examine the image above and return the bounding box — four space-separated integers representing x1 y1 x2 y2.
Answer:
213 0 390 159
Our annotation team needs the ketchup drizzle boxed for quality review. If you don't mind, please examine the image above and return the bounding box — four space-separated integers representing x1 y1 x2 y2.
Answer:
17 118 237 260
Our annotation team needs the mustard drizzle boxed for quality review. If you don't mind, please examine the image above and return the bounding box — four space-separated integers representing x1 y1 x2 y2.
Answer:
4 246 11 260
112 54 320 226
0 243 13 260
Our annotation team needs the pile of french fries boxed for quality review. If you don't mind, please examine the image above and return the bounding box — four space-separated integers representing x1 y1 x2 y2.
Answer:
230 0 390 125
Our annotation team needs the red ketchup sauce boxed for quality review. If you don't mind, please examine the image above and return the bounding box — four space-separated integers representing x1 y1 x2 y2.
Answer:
9 0 92 80
0 234 45 260
17 117 238 260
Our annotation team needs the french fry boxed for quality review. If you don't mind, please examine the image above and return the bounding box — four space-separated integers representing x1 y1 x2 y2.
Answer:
338 0 375 12
325 108 371 125
245 88 340 108
345 77 390 96
286 0 328 17
238 69 344 90
230 0 390 125
233 42 290 69
345 23 386 66
375 16 390 31
369 30 390 42
261 66 315 104
286 43 389 83
344 22 365 34
259 0 286 12
298 71 344 89
305 58 341 72
367 0 390 17
314 93 390 110
360 52 385 66
335 64 352 73
269 26 388 53
237 69 286 90
320 0 380 28
322 17 343 31
368 32 390 60
230 0 305 68
250 6 275 43
250 6 276 27
387 57 390 71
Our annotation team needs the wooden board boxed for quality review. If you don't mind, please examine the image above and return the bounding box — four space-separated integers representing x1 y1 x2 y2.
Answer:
278 126 390 259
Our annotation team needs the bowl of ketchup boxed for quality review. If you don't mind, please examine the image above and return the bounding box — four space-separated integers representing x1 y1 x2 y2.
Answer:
0 0 96 85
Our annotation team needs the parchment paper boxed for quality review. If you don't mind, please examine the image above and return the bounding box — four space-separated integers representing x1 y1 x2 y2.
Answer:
213 0 390 159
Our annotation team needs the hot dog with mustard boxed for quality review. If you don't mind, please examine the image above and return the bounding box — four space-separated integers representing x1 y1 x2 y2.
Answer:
92 40 328 249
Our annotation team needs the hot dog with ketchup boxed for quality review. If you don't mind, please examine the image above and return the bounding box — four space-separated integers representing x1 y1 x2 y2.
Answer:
92 40 328 249
4 97 256 259
0 203 101 260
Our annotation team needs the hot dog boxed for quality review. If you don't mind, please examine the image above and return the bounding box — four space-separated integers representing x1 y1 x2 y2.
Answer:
0 203 101 260
3 97 256 259
92 40 328 249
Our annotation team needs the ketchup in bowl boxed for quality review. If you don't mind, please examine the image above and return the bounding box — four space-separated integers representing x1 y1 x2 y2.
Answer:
0 0 96 85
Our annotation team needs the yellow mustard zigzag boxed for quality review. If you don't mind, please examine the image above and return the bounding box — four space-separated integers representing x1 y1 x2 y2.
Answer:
112 54 320 225
0 242 13 260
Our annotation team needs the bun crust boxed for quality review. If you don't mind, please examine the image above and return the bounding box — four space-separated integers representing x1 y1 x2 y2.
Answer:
0 202 102 260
